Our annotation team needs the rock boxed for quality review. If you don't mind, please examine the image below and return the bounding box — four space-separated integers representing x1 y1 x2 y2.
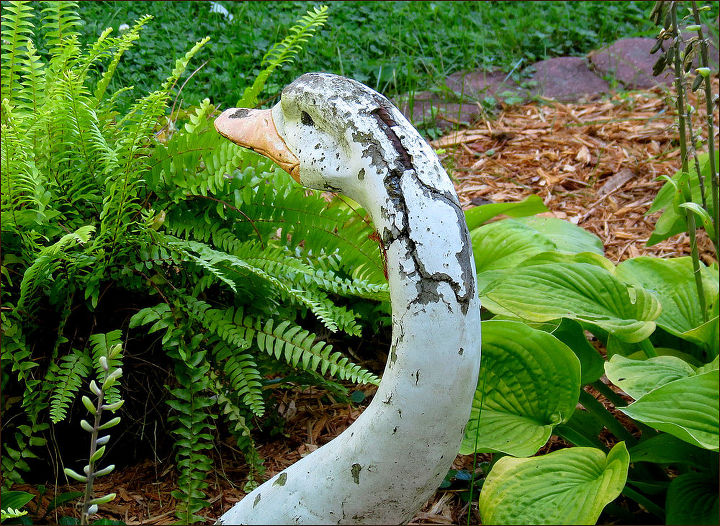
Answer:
445 70 528 103
393 91 480 130
588 38 673 89
529 57 610 101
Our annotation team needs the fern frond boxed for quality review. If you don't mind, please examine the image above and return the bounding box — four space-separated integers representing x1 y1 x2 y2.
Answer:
168 350 215 523
93 15 152 103
0 1 35 107
15 225 95 315
252 316 379 384
49 348 92 423
237 5 328 108
40 1 81 57
18 39 47 114
213 342 265 416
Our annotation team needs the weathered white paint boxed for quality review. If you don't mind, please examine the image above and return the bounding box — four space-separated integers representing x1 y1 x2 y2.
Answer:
215 73 481 525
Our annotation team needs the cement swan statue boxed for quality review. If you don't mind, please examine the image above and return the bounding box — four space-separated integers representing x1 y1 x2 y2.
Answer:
214 73 481 525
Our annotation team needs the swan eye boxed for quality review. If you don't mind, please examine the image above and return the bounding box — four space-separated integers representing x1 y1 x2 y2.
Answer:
300 111 314 127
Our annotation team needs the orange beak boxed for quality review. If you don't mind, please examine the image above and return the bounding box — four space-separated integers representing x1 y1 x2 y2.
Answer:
214 108 301 182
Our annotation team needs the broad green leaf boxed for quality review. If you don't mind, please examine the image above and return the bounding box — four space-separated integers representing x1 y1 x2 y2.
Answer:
513 216 604 255
481 262 661 342
0 490 35 511
471 219 556 274
684 315 720 359
605 355 696 399
520 250 615 272
471 217 603 276
621 370 719 451
629 432 715 466
460 320 580 457
647 151 718 245
679 202 715 236
666 470 720 525
465 194 548 230
479 442 629 525
616 257 718 349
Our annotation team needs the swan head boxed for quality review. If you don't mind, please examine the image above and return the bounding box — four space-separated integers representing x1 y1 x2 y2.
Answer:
215 72 417 203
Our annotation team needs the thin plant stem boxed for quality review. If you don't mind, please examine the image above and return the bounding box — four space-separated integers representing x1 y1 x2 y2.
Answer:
670 2 707 321
622 485 665 520
683 106 707 209
639 338 658 358
579 390 636 445
591 380 628 408
467 362 488 526
691 0 719 260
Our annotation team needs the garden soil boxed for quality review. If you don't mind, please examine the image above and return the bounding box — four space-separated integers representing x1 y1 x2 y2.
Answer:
18 80 718 525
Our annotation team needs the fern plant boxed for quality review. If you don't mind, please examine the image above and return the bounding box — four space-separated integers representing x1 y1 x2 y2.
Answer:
2 2 388 521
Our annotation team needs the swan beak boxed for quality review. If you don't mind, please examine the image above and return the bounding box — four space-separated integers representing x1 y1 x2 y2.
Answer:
214 108 301 182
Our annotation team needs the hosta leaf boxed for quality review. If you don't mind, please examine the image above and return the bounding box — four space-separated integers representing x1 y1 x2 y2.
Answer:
464 194 548 230
471 219 556 274
605 355 697 399
460 320 580 457
615 257 718 349
471 217 602 274
512 216 604 255
621 370 719 451
629 432 715 466
666 470 720 525
479 442 629 525
481 262 661 342
647 151 718 245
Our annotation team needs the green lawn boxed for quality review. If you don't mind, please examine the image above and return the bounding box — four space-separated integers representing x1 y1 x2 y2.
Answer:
73 1 681 109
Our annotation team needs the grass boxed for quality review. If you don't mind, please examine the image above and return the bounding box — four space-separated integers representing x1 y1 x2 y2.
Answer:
69 1 679 111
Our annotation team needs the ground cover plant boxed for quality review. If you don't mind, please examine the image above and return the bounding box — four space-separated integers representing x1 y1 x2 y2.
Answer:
70 1 669 111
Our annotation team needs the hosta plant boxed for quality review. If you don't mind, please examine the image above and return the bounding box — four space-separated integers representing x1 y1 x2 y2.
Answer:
461 199 718 525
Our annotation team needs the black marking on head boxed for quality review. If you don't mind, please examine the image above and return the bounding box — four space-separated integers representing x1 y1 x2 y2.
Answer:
370 106 413 173
230 108 251 119
301 111 314 126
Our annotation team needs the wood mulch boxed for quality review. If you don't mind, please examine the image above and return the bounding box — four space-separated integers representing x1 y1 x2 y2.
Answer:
20 81 718 525
435 78 718 265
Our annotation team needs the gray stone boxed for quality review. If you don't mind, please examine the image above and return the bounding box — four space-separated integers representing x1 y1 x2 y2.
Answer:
588 38 673 89
529 57 610 101
393 91 481 130
445 70 528 103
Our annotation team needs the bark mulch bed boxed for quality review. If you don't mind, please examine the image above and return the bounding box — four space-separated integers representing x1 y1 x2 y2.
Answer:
434 79 717 265
20 81 718 525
